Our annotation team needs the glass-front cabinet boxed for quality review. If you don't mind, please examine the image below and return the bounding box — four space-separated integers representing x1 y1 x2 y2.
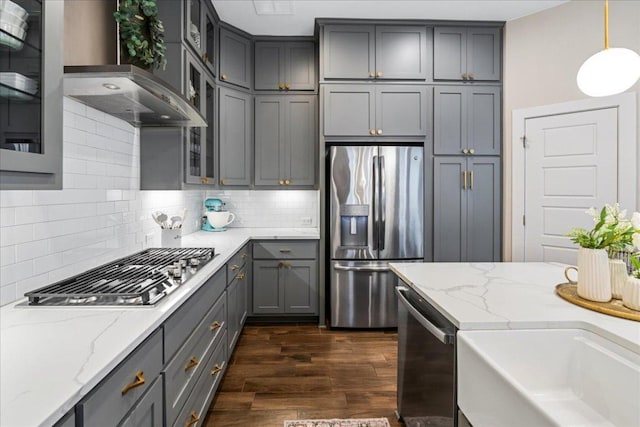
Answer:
185 0 216 76
0 0 63 189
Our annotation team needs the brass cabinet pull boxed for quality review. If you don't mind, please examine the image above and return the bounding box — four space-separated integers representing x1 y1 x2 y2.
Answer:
369 71 375 78
121 371 145 395
470 170 474 190
241 253 248 260
202 53 208 62
369 129 376 136
376 71 383 77
285 83 291 90
279 179 284 185
376 129 383 135
186 411 200 427
185 356 199 371
279 249 291 253
462 73 468 80
278 83 284 90
210 321 222 331
469 148 475 154
278 261 283 268
211 364 223 376
469 73 475 80
462 149 469 154
221 74 227 80
231 264 240 271
221 178 227 185
285 179 291 185
200 177 209 184
237 273 245 280
463 171 468 190
279 261 292 268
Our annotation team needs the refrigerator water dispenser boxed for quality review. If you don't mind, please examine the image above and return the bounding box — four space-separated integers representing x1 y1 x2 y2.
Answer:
340 204 369 247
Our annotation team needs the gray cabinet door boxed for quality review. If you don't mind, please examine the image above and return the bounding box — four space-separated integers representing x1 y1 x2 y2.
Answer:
255 96 285 186
323 85 375 136
252 260 284 313
219 87 252 186
434 86 500 155
375 26 428 79
468 86 500 155
375 85 428 136
467 157 501 261
119 377 163 427
285 42 316 90
254 42 284 90
322 25 375 79
467 27 501 81
433 26 466 80
219 28 252 89
285 96 317 186
284 260 318 314
433 157 466 262
227 276 240 352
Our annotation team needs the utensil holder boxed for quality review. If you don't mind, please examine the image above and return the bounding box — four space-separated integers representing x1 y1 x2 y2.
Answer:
161 229 181 248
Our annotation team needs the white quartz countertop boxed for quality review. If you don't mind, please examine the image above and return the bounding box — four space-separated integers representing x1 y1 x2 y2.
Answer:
389 262 640 354
0 228 319 427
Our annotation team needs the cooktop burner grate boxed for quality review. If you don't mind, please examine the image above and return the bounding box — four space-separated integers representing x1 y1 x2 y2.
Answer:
24 247 215 306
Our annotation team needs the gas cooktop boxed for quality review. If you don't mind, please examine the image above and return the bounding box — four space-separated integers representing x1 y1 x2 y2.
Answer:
24 248 215 307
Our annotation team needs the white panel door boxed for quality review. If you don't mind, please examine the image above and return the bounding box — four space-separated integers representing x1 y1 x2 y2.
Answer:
524 108 618 263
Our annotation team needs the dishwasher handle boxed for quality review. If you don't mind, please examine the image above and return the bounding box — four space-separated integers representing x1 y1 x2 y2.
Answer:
396 287 454 345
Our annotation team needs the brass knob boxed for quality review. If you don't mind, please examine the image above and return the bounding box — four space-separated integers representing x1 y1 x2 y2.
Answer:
285 83 291 90
278 83 284 90
370 129 376 136
221 178 227 185
285 179 291 185
469 73 475 80
210 321 222 331
469 148 475 154
462 73 468 80
279 179 284 185
221 74 227 80
376 129 383 135
369 71 375 78
462 149 469 154
376 71 383 77
184 356 199 371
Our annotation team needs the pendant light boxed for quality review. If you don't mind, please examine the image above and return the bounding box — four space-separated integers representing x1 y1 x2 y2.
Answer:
576 0 640 97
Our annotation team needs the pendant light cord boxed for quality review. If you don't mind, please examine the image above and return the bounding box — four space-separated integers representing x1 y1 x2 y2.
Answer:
604 0 609 49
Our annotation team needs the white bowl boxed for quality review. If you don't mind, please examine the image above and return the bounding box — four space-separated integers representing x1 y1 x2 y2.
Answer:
0 21 25 40
0 0 28 21
0 30 22 49
1 8 27 28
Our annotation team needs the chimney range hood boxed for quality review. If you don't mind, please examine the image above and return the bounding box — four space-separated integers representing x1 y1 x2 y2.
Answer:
64 65 207 128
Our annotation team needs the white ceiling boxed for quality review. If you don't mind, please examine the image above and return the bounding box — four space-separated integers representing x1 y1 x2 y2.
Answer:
211 0 569 36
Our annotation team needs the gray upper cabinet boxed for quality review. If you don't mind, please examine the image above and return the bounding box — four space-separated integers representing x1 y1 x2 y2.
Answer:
322 24 428 80
219 28 252 89
255 95 317 188
434 85 500 155
434 26 501 81
0 0 63 190
255 41 316 91
219 86 252 187
184 0 216 75
433 156 500 262
323 84 428 137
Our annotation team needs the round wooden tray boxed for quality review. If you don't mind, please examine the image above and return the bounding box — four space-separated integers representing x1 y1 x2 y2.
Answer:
556 283 640 322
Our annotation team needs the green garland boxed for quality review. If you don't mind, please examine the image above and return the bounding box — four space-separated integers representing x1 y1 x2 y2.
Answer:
114 0 166 70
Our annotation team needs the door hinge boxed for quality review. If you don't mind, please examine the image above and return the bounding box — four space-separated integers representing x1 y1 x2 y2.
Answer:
521 135 527 148
523 215 526 226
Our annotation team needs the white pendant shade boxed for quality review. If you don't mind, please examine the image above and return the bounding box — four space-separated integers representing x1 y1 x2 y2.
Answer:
577 48 640 97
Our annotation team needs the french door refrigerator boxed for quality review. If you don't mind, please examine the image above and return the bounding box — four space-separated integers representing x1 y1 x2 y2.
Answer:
329 145 423 328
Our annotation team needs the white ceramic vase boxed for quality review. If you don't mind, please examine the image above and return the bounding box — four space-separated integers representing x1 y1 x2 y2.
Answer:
622 276 640 311
575 247 612 302
609 259 629 299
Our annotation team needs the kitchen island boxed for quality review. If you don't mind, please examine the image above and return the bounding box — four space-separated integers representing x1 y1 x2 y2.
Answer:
0 228 319 427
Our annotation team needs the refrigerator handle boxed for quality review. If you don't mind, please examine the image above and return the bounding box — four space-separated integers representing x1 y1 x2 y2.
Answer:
380 155 386 251
372 155 378 251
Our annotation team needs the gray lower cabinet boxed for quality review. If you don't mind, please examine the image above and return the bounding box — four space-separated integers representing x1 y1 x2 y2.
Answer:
219 86 253 187
434 85 500 155
255 95 317 188
321 24 428 80
119 377 164 427
227 264 248 352
433 156 501 262
219 27 252 89
323 84 428 137
433 26 501 81
252 241 318 315
53 410 75 427
255 41 316 91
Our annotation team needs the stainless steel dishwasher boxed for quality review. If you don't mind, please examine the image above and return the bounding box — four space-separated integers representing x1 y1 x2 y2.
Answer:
396 285 458 427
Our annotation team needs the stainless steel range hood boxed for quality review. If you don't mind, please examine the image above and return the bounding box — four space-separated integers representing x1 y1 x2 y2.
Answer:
64 65 207 128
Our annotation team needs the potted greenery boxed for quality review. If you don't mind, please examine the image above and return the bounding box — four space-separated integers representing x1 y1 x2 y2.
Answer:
566 204 635 302
114 0 166 70
624 214 640 310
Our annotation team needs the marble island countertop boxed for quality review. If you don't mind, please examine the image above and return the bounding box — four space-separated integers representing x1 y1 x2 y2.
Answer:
0 228 319 427
389 262 640 354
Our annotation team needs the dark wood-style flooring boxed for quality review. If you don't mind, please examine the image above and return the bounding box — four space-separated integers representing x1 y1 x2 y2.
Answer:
204 324 404 427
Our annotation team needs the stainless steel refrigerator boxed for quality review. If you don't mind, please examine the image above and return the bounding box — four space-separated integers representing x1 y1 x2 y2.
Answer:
329 145 423 328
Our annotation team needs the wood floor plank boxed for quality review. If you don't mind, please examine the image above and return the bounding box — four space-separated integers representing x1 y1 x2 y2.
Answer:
243 376 333 393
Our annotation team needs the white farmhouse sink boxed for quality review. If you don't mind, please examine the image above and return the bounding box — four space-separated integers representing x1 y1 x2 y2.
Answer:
457 329 640 427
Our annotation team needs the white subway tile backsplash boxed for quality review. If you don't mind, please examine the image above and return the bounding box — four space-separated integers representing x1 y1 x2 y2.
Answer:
0 284 16 307
0 246 15 267
0 207 15 227
33 253 63 276
0 191 32 207
0 224 33 247
15 240 50 263
63 96 86 115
